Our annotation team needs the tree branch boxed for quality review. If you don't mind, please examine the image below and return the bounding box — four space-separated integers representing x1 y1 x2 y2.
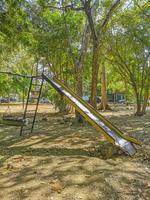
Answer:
79 21 90 67
63 12 78 68
45 4 84 11
133 0 149 18
98 0 121 37
81 0 97 41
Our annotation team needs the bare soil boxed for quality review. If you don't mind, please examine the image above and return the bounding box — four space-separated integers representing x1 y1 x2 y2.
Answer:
0 104 149 200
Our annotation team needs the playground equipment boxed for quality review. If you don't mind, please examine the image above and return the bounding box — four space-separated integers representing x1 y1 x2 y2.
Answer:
0 70 43 134
0 71 141 156
20 76 43 135
42 73 141 156
0 71 30 126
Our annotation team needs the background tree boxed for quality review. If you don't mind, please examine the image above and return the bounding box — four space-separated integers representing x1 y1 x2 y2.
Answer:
0 0 149 116
105 0 149 115
81 0 121 108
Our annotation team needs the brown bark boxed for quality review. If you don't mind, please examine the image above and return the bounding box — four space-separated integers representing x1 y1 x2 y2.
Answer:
134 93 143 116
76 23 90 97
63 12 89 97
90 42 99 108
75 24 90 121
82 0 121 108
142 70 150 114
59 56 63 81
135 104 142 116
63 10 90 121
76 67 83 97
75 65 84 122
98 65 111 110
142 90 149 114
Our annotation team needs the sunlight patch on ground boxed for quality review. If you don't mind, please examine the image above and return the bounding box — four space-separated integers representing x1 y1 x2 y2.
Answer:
0 106 149 200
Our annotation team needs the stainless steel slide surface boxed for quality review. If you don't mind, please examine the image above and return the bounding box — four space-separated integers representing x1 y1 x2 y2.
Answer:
43 73 140 156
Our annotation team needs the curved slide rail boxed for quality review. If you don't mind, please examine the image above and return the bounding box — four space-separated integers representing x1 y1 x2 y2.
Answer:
43 73 141 156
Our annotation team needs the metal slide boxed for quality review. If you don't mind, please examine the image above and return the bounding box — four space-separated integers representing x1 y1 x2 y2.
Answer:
43 73 141 156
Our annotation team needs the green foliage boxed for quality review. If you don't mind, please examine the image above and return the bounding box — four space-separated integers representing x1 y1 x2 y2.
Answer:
0 0 149 113
102 1 149 113
48 88 69 112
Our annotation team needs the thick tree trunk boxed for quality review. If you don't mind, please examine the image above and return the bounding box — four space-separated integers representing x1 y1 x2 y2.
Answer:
135 93 143 116
142 90 149 114
82 0 121 109
135 103 142 116
90 43 99 108
98 65 111 110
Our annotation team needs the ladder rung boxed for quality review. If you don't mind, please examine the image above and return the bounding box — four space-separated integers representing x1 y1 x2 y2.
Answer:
22 125 33 130
26 115 35 117
22 130 31 133
28 121 33 125
31 90 40 92
19 77 43 136
26 116 35 119
32 83 42 86
21 127 31 130
29 97 39 99
32 76 42 79
22 128 31 131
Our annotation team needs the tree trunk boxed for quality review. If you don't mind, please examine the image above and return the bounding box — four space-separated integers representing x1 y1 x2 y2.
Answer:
59 62 63 81
135 93 143 116
98 65 111 110
82 0 121 108
90 42 99 108
76 22 90 97
76 66 83 97
75 64 84 122
142 90 149 114
22 81 25 109
75 23 90 122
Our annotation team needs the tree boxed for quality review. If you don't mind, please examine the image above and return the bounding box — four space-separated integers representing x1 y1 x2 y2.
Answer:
81 0 121 108
105 1 150 115
98 64 111 110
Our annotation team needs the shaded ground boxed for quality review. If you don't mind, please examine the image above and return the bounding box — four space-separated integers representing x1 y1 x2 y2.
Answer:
0 105 149 200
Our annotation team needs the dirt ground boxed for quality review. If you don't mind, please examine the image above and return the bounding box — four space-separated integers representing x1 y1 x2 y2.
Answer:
0 104 149 200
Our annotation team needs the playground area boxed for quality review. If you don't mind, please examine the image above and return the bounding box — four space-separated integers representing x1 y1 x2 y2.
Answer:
0 104 149 200
0 1 149 199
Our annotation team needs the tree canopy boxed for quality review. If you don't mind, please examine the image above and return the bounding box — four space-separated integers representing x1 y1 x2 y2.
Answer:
0 0 149 115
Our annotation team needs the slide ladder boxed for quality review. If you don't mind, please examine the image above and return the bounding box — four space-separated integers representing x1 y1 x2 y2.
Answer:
20 76 43 135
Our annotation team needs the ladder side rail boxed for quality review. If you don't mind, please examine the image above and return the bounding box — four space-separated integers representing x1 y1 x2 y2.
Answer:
31 78 44 133
20 77 33 136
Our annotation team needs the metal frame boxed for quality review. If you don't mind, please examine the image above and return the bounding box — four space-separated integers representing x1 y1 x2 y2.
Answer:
0 71 41 79
0 70 43 134
20 76 44 136
20 77 33 135
0 71 32 78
